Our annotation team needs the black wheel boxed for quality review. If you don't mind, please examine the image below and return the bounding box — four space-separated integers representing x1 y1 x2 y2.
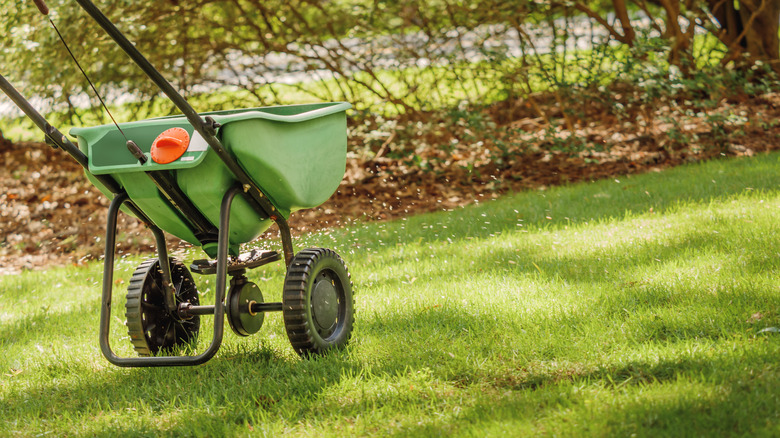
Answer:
125 258 200 356
282 248 354 356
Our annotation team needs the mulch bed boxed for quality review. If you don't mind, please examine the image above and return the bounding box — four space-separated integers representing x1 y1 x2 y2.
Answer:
3 92 780 275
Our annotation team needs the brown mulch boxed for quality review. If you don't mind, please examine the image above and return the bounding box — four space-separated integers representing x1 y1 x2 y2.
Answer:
2 92 780 275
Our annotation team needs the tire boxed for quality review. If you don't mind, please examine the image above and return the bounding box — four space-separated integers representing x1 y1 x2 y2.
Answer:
282 248 355 356
125 258 200 356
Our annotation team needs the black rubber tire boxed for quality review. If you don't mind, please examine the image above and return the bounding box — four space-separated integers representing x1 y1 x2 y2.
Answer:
125 258 200 356
282 248 355 356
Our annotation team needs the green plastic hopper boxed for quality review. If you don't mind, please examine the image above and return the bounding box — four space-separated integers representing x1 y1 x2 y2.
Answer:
70 102 351 257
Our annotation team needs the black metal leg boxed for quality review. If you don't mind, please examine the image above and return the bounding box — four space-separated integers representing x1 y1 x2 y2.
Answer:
98 187 242 367
98 192 126 363
276 218 295 267
151 226 177 313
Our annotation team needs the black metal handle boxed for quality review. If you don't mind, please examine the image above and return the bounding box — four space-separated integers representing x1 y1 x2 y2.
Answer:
32 0 48 15
73 0 296 267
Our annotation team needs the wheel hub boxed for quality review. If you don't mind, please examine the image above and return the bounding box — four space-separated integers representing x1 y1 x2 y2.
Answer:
227 278 265 337
311 273 339 335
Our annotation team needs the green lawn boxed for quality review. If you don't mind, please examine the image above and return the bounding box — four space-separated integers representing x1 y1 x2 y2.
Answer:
3 152 780 436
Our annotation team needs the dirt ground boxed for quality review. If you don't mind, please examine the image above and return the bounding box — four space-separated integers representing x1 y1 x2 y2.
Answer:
2 92 780 275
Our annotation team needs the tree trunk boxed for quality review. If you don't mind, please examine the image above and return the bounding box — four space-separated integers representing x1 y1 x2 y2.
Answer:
612 0 635 46
740 0 780 63
707 0 780 71
0 129 10 151
658 0 695 70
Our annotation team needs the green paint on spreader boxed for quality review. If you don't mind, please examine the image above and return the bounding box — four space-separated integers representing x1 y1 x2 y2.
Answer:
70 102 350 257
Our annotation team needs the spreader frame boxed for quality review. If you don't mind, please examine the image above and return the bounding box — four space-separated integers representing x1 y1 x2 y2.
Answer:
100 187 245 366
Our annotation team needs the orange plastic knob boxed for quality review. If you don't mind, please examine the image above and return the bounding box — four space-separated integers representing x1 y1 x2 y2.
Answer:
151 127 190 164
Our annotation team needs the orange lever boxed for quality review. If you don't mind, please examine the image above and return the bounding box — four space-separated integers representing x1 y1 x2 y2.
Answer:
151 127 190 164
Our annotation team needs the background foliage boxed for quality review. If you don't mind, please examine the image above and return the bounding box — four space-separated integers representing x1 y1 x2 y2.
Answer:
2 0 779 123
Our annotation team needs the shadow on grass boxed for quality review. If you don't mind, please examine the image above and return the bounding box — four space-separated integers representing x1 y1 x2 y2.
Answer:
382 346 780 437
352 216 780 366
5 228 779 435
0 302 99 350
9 336 777 437
1 345 361 435
368 217 780 309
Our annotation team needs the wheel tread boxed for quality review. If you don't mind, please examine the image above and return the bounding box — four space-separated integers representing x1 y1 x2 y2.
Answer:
281 248 355 357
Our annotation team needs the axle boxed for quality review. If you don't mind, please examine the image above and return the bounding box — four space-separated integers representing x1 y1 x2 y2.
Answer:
178 302 283 318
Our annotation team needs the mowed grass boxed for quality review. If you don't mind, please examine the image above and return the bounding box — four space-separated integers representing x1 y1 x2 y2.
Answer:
3 152 780 436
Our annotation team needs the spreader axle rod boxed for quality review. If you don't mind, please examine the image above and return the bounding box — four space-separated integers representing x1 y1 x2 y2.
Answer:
178 302 283 318
251 302 284 313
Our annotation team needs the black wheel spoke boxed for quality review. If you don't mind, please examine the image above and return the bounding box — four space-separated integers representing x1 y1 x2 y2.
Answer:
172 322 181 342
174 276 184 299
141 301 164 312
145 321 158 334
174 321 191 343
146 282 165 306
163 320 174 343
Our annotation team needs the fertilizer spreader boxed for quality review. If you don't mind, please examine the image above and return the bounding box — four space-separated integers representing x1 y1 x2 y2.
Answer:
0 0 355 366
